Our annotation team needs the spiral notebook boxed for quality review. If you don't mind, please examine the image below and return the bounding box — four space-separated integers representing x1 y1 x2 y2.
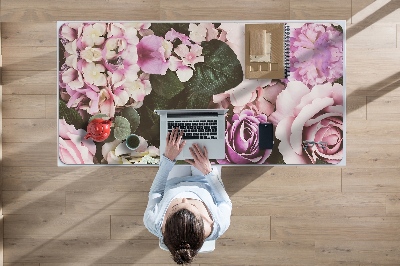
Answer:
245 23 290 79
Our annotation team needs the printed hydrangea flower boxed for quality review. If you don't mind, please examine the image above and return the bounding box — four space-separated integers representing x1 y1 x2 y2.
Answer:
169 56 193 82
137 35 171 75
82 62 107 87
80 47 102 63
62 68 84 90
123 73 152 108
189 23 207 43
81 23 107 48
131 22 153 36
98 86 116 117
174 44 204 68
289 23 343 87
75 84 101 115
64 40 78 69
203 23 219 41
165 28 192 46
104 37 128 60
60 23 83 42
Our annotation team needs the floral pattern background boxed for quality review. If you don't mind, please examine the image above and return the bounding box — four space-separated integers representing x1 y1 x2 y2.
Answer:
58 22 344 165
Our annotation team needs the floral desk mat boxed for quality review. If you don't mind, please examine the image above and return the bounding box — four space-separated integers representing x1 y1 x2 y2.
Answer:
58 21 345 165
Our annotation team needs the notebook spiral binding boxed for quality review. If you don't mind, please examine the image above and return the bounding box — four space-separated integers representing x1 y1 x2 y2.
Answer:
284 24 290 78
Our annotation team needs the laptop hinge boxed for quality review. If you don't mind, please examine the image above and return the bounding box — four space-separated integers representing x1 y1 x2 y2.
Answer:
167 112 218 118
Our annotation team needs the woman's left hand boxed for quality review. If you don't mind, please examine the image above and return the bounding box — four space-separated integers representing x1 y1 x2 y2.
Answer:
164 127 186 161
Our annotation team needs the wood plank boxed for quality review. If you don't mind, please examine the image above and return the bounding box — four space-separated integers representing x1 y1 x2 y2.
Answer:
160 0 290 20
2 70 56 95
347 23 396 49
66 191 148 216
2 191 65 215
223 166 341 194
351 0 376 24
290 0 351 20
41 264 197 266
386 194 400 216
110 216 154 240
110 168 158 192
2 119 56 143
2 47 56 58
272 216 400 241
2 49 57 71
398 24 400 48
2 166 155 192
3 238 160 264
0 0 160 22
346 49 400 97
346 143 400 168
4 214 110 240
2 142 57 167
1 23 56 46
46 95 57 119
4 263 39 266
222 216 270 240
346 96 366 120
346 120 400 144
2 167 113 192
232 192 386 217
367 96 400 120
4 238 315 265
343 168 400 193
351 0 400 25
2 95 46 119
198 239 316 265
316 240 400 264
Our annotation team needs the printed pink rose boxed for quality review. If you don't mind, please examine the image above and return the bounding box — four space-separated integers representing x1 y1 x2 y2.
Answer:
137 35 170 75
59 119 96 164
218 109 271 164
269 81 343 164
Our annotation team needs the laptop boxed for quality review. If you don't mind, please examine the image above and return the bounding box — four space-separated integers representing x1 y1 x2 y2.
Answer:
155 109 228 160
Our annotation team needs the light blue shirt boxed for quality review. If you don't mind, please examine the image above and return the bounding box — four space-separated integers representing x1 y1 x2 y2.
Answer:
143 155 232 241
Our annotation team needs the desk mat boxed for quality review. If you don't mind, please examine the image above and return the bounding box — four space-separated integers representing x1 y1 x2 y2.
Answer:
58 21 344 165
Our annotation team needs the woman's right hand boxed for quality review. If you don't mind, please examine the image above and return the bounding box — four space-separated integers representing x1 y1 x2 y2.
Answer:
164 127 186 161
185 144 212 175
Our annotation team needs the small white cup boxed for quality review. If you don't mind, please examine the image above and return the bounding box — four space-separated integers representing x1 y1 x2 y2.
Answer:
126 134 140 150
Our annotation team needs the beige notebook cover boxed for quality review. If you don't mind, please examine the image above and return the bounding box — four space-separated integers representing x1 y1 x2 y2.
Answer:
245 23 288 79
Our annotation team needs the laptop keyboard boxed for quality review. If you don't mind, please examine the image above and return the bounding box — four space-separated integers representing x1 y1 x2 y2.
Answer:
168 120 218 139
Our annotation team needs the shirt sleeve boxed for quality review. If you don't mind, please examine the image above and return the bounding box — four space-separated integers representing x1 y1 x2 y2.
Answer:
205 167 232 237
143 154 175 237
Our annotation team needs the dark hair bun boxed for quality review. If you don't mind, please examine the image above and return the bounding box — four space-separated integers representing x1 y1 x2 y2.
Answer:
180 243 191 250
174 247 193 264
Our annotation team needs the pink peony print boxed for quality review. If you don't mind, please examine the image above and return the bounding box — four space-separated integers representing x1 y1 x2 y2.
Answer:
269 81 343 164
59 119 96 164
289 23 343 87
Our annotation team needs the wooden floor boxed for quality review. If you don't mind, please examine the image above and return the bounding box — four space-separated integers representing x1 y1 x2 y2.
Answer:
1 0 400 265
